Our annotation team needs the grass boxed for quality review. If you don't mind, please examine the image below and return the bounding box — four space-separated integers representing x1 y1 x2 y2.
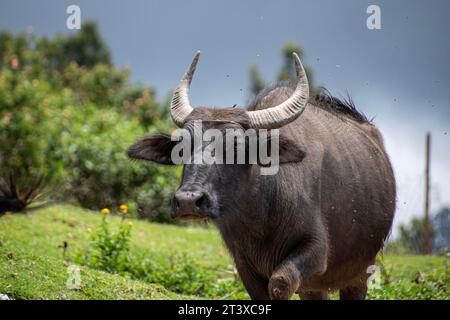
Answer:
0 205 448 300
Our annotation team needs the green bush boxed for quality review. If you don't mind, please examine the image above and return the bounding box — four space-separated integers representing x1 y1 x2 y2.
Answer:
0 68 65 209
366 261 449 300
53 102 179 215
0 23 180 221
75 206 133 273
60 62 128 107
75 210 245 297
124 251 243 297
114 84 170 129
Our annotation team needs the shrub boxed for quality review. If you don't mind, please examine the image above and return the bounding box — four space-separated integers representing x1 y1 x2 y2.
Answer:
75 206 133 273
0 24 179 220
367 262 449 300
36 99 178 218
75 210 245 297
0 69 65 211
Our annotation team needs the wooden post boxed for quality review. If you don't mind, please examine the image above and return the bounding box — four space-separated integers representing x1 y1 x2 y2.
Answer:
423 132 431 255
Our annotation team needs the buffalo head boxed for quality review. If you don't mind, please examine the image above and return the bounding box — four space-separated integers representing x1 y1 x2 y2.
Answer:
127 52 308 221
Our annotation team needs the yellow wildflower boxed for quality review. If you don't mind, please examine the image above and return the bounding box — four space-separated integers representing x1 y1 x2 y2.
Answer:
119 204 128 214
127 221 133 227
101 208 110 215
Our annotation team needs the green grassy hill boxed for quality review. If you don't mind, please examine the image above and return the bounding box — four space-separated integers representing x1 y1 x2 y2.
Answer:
0 205 448 300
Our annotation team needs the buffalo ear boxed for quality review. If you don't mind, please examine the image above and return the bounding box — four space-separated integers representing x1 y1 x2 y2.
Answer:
127 134 177 165
278 135 306 163
258 133 306 166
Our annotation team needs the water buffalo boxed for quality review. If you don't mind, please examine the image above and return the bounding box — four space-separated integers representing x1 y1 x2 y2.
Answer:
127 52 396 300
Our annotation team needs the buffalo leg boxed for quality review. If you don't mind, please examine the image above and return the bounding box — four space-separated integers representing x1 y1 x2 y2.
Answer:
299 290 329 300
339 272 369 300
269 232 328 300
340 261 373 300
339 283 367 300
235 257 270 300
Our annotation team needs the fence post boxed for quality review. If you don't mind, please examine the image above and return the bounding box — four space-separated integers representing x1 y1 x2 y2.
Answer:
423 132 431 255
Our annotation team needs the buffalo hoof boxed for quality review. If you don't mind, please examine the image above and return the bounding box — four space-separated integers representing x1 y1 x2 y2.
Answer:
268 268 300 300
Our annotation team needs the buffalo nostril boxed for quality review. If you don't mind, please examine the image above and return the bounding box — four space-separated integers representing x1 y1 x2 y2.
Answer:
173 197 180 209
174 190 209 213
195 195 205 208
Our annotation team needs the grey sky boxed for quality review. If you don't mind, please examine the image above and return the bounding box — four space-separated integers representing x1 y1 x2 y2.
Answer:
1 0 449 233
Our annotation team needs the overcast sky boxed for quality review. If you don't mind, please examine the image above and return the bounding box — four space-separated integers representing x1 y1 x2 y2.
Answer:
1 0 449 234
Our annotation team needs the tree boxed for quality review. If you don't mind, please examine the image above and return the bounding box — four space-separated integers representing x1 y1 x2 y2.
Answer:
0 23 178 221
432 207 450 253
397 217 434 254
249 41 318 97
62 21 111 68
388 207 450 255
249 64 266 97
34 21 110 72
277 42 304 81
